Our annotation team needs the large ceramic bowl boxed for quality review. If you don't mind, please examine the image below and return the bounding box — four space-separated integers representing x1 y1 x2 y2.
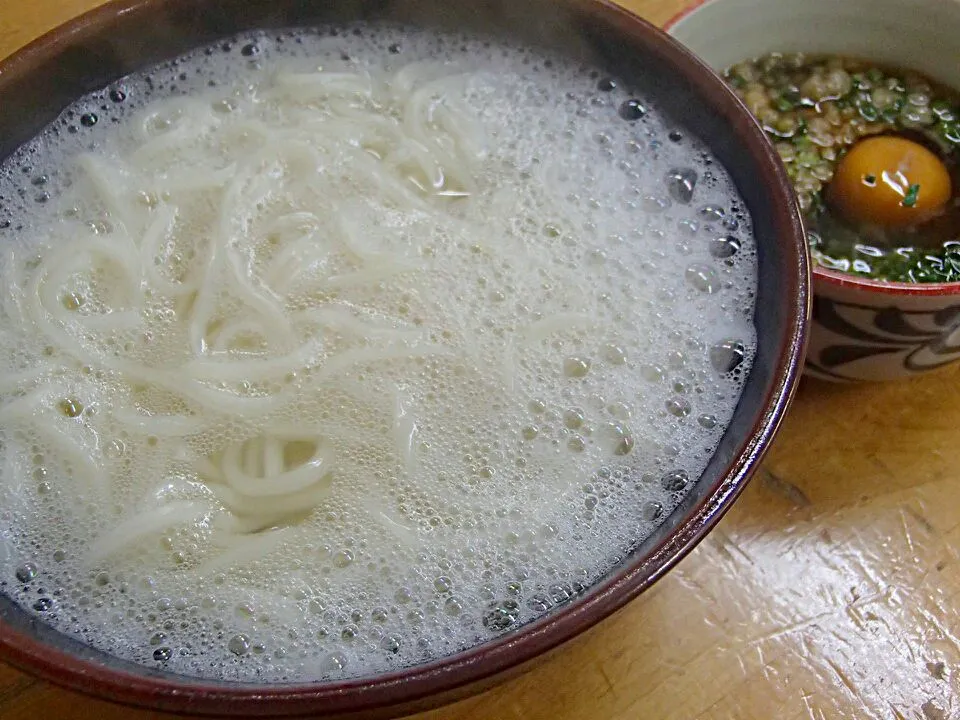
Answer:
667 0 960 382
0 0 808 716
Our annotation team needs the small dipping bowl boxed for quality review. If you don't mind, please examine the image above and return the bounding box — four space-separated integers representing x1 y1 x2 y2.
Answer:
0 0 807 716
667 0 960 381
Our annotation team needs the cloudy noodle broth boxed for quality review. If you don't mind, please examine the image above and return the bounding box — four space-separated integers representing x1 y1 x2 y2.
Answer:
0 25 757 681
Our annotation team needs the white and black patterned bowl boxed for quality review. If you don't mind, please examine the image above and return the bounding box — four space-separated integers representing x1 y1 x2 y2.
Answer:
805 271 960 381
667 0 960 381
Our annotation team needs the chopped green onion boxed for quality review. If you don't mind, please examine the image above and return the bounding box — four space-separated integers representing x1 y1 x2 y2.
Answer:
720 53 960 285
807 193 826 217
857 101 879 121
775 97 794 112
902 183 920 207
931 99 955 120
942 121 960 144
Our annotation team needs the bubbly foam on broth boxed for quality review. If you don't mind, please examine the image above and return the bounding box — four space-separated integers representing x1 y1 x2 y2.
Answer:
0 25 757 681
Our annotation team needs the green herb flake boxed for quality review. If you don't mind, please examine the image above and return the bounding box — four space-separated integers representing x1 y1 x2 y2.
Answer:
943 121 960 144
857 101 879 122
902 183 921 208
797 150 819 168
775 96 794 112
808 193 826 218
931 99 956 121
863 174 876 185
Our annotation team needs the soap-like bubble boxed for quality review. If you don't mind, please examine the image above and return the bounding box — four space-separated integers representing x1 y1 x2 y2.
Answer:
0 22 756 684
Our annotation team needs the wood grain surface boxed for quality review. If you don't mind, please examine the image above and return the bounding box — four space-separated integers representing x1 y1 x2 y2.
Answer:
1 1 959 718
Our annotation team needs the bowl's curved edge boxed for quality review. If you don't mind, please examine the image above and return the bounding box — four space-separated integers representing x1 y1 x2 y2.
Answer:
813 265 960 297
0 0 809 716
662 0 709 31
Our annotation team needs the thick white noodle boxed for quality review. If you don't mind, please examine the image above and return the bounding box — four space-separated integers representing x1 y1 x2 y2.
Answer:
273 71 375 99
224 247 295 347
85 501 212 563
75 153 139 233
0 384 64 422
184 337 324 382
347 149 432 210
186 168 245 356
38 235 142 316
3 60 491 574
263 230 327 294
361 496 420 547
31 424 106 494
151 163 238 193
105 357 291 415
219 436 333 497
111 408 204 437
308 344 453 385
140 205 200 297
208 480 335 518
295 306 419 340
131 99 220 166
0 364 55 394
322 262 424 291
195 526 293 576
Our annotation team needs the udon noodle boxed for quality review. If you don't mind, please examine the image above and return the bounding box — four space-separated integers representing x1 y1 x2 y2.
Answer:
0 25 757 681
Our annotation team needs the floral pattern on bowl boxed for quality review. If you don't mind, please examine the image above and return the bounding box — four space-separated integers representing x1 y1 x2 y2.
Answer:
807 295 960 381
665 0 960 382
803 262 960 381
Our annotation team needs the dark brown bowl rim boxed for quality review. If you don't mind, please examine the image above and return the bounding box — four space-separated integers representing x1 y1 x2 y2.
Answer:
664 0 960 299
0 0 809 716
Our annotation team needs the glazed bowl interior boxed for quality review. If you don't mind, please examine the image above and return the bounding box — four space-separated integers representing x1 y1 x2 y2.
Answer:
0 0 808 717
667 0 960 89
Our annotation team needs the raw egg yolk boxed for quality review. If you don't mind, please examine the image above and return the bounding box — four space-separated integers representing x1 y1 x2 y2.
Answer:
828 136 952 228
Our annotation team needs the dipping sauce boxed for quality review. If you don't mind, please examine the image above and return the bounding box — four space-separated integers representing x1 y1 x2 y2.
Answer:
725 53 960 283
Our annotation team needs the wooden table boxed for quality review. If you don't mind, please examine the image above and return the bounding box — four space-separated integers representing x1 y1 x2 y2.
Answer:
2 1 959 718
